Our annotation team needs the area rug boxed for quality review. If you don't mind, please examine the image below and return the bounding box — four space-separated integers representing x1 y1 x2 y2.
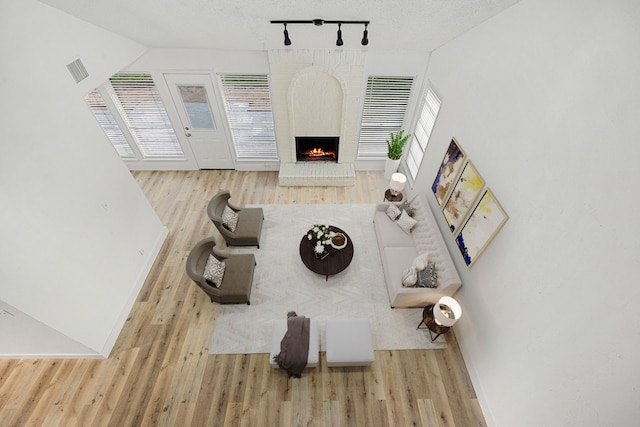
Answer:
208 203 446 355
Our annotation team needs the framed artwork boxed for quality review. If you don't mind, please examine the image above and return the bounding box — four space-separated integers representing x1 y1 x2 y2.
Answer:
455 189 509 268
442 161 484 233
432 138 466 206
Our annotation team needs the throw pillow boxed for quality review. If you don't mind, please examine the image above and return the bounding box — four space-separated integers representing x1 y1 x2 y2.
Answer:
395 210 417 234
386 204 402 221
398 200 416 217
203 254 226 288
417 263 438 288
411 252 430 271
401 267 417 287
222 205 239 232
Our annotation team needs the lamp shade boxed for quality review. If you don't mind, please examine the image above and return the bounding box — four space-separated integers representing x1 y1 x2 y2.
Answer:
433 296 462 327
389 172 407 194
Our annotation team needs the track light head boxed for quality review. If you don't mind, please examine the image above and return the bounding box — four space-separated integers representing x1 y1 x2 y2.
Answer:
336 23 343 46
361 24 369 46
283 23 291 46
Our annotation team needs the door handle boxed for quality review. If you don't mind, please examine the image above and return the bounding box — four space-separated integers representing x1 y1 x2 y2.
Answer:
185 132 192 137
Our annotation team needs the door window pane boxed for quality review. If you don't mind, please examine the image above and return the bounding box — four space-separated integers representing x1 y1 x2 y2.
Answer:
178 85 216 129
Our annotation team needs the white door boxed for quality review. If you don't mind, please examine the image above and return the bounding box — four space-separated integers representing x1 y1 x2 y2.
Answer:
165 74 234 169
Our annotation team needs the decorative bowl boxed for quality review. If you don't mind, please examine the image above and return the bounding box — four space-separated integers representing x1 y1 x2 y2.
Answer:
330 233 347 250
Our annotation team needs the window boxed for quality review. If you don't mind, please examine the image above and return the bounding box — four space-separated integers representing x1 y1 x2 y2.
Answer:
84 89 135 158
219 74 277 159
406 86 441 179
108 73 184 159
358 76 414 158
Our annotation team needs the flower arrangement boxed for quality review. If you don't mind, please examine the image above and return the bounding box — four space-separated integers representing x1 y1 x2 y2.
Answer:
307 224 335 255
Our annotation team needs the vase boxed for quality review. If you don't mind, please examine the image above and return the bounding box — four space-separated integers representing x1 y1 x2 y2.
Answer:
384 158 401 179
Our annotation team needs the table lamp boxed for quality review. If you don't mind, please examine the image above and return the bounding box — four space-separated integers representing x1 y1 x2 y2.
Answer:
433 296 462 327
389 173 407 196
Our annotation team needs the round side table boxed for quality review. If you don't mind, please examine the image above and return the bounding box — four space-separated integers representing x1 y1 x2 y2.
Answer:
416 304 450 342
383 189 403 202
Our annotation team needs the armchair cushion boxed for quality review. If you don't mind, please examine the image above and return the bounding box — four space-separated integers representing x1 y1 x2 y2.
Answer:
203 254 225 288
222 205 239 232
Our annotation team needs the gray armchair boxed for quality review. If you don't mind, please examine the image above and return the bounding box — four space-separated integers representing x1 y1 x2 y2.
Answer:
207 190 264 248
185 237 256 305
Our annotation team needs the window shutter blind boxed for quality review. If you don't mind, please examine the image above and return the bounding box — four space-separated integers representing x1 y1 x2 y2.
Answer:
84 89 135 158
108 73 184 158
407 87 442 179
358 76 414 158
219 74 277 159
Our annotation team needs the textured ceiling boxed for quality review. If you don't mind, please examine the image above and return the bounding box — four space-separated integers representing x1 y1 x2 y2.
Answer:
41 0 521 52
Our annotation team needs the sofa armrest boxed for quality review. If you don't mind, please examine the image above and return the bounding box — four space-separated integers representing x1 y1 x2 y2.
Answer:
376 202 392 213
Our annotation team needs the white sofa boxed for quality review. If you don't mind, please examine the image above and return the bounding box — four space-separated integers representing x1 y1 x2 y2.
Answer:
373 193 462 308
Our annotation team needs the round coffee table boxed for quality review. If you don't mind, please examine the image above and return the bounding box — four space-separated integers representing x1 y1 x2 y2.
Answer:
299 226 354 280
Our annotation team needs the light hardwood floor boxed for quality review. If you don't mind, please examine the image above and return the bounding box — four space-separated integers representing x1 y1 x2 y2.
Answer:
0 170 486 427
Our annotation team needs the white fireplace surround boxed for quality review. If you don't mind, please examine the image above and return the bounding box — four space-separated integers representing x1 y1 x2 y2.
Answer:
269 49 365 186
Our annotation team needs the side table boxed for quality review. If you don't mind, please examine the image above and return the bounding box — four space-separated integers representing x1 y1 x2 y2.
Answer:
416 304 450 342
384 189 403 202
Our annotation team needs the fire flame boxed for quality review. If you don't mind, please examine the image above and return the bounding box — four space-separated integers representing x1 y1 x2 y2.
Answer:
308 147 335 157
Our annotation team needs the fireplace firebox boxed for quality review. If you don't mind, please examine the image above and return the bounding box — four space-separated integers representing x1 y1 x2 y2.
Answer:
296 137 339 162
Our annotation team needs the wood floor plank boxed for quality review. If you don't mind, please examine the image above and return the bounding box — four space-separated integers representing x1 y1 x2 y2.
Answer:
0 170 486 427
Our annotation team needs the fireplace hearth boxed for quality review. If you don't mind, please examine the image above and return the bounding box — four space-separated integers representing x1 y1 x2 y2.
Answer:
296 137 339 162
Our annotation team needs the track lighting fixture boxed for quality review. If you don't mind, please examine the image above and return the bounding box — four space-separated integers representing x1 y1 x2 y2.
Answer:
270 19 371 47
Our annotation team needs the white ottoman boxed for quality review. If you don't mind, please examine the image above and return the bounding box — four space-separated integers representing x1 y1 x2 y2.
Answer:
270 319 320 369
325 318 375 367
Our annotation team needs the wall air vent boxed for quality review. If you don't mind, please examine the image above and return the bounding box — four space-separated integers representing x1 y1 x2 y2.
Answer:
66 58 89 83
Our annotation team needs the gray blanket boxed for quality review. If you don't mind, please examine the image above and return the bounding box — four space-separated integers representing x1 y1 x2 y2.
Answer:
273 311 310 378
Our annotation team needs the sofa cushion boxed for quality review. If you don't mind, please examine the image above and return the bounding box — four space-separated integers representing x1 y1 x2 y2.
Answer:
412 252 430 271
386 204 402 221
402 267 417 287
374 211 415 247
383 246 419 289
395 210 417 234
417 263 438 288
398 199 416 217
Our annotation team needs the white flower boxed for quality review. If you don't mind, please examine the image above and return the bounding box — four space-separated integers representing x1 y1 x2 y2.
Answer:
314 243 325 254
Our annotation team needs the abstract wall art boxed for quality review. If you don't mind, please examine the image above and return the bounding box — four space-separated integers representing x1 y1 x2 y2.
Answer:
443 161 484 233
455 189 509 267
432 138 466 206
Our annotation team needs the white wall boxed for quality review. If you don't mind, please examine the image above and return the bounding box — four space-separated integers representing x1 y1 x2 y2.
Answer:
413 0 640 425
0 0 167 357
